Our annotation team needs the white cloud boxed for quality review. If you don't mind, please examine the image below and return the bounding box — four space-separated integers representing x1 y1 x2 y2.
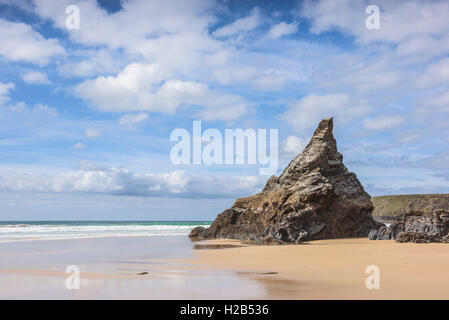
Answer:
281 135 306 155
34 103 58 116
22 71 50 85
299 0 449 92
34 0 219 74
0 82 14 106
75 63 167 112
0 18 65 65
77 160 109 171
394 35 449 62
324 61 402 93
73 142 86 149
58 49 124 78
213 66 258 85
302 0 449 46
118 113 149 129
213 8 262 38
363 116 405 131
213 64 289 91
9 101 26 112
418 91 449 113
295 0 449 141
3 101 58 116
416 57 449 88
0 167 263 198
267 22 298 39
84 128 101 138
76 62 250 121
253 74 288 91
34 0 215 47
281 94 370 129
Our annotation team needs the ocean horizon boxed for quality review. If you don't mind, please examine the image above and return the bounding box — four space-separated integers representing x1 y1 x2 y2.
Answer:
0 221 212 243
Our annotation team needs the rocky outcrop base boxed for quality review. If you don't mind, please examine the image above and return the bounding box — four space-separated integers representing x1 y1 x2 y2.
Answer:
369 210 449 243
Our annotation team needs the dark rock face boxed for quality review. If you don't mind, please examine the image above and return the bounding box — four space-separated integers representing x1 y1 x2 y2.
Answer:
368 225 393 240
189 117 382 243
370 210 449 243
189 226 207 238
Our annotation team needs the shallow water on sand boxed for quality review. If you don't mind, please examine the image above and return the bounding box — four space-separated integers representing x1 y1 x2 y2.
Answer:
0 236 266 299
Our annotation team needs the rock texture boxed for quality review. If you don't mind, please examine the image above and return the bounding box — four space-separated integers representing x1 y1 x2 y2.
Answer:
189 117 383 243
369 209 449 243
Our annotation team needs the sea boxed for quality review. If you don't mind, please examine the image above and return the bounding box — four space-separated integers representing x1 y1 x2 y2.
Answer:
0 221 211 242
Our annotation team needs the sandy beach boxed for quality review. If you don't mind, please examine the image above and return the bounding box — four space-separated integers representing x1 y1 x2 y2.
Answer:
0 235 449 299
192 238 449 299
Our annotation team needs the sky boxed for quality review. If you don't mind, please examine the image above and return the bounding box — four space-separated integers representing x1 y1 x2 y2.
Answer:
0 0 449 220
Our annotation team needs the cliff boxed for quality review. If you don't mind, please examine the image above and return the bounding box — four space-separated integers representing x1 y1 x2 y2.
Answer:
372 194 449 222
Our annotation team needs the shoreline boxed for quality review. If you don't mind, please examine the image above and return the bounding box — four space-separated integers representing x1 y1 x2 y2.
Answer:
0 221 210 243
1 235 449 299
0 233 196 244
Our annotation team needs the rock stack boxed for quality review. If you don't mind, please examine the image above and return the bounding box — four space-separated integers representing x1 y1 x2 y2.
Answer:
190 117 383 243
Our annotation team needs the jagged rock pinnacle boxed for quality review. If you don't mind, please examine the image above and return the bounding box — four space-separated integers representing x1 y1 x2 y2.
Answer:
312 117 334 140
267 117 343 191
190 117 383 244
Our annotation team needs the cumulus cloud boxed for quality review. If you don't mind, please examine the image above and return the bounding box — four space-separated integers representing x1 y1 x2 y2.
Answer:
0 18 65 65
1 0 447 200
0 167 263 198
213 8 262 38
75 62 250 121
363 116 405 131
34 103 58 116
281 135 306 155
84 128 101 138
290 0 449 148
301 0 449 47
267 22 298 39
418 91 449 113
3 101 58 116
416 57 449 88
118 113 149 129
0 82 14 106
34 0 215 49
322 60 402 93
58 49 124 78
34 0 220 75
9 101 26 112
253 73 288 91
73 142 87 149
281 94 370 130
22 71 50 85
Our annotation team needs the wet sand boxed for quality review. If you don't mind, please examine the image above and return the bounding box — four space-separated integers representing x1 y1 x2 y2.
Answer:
192 238 449 299
0 236 266 299
1 236 449 299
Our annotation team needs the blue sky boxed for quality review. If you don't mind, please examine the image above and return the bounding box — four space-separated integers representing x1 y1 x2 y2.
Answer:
1 0 449 220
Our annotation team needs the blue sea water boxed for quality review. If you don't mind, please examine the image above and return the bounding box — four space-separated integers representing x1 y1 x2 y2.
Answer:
0 221 211 242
